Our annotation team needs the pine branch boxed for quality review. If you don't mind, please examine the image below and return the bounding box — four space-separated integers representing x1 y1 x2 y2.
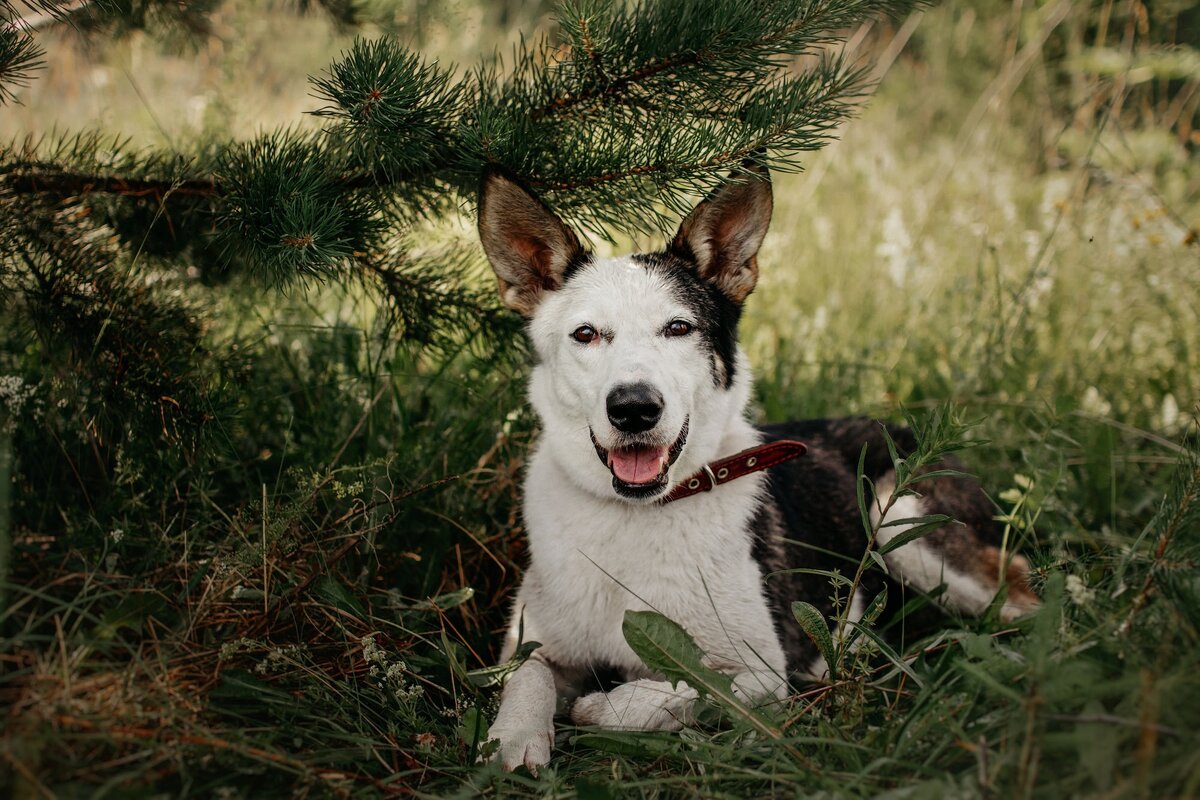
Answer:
0 7 46 105
2 166 222 198
1119 438 1200 635
3 0 923 280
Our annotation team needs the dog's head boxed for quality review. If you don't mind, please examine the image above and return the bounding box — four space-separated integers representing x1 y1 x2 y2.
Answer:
478 165 772 503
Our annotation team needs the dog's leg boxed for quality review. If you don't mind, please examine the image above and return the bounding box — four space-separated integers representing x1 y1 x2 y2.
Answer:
570 667 786 731
486 657 559 774
872 471 1040 622
571 679 699 731
729 668 789 705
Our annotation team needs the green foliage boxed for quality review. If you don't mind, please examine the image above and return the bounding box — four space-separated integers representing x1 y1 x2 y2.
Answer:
0 26 42 105
311 37 466 184
215 130 388 280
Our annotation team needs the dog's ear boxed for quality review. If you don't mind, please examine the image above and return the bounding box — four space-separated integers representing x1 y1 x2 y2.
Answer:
670 163 772 304
478 167 585 316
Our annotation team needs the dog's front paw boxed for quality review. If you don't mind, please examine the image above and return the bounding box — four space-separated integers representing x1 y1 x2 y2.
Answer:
571 679 698 730
484 720 554 775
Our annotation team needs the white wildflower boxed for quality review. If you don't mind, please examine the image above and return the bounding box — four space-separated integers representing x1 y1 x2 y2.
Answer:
1080 386 1112 417
875 208 914 287
1158 393 1180 433
254 644 307 675
218 637 256 660
0 375 36 431
361 634 423 705
1066 574 1095 606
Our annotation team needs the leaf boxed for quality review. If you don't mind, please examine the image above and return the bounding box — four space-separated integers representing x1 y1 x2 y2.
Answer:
907 468 973 484
881 422 906 483
621 610 730 695
93 593 164 640
867 549 890 573
458 705 488 753
845 621 924 688
842 588 888 655
426 586 475 610
621 611 789 747
464 640 541 687
440 629 471 685
860 587 888 628
877 514 956 555
792 601 837 680
957 659 1024 702
856 443 872 539
766 567 852 587
312 576 366 618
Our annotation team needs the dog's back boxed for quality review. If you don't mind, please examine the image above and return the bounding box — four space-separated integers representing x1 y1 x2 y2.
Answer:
754 418 1039 673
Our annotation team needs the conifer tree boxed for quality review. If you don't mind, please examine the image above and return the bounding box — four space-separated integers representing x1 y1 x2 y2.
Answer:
1 0 919 451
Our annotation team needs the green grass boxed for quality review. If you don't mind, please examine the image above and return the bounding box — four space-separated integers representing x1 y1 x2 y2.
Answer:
3 1 1200 797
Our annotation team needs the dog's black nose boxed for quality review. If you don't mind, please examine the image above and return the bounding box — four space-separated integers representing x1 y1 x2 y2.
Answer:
606 383 664 434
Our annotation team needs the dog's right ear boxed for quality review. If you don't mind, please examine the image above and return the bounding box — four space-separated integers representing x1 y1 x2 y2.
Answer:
478 167 585 316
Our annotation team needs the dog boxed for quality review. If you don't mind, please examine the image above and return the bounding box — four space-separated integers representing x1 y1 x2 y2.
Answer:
475 163 1040 773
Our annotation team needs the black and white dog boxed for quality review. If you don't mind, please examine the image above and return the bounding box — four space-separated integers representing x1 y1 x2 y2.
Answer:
476 164 1039 772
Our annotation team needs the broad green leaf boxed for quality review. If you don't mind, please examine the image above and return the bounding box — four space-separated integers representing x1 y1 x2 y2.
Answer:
458 705 488 753
94 593 163 639
621 610 789 748
427 586 475 610
312 576 365 617
792 600 837 680
621 610 729 694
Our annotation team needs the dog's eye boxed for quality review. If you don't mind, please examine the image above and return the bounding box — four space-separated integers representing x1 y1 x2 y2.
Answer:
571 325 599 344
665 320 693 337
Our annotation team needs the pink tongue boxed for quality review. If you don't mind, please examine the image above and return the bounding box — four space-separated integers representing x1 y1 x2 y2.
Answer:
610 446 667 484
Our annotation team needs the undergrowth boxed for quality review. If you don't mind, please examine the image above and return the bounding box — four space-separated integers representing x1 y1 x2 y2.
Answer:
3 1 1199 797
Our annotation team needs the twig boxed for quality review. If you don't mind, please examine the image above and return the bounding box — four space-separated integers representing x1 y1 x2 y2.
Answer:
1119 454 1200 635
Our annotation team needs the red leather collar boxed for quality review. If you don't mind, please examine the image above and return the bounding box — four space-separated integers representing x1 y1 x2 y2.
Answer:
660 440 807 504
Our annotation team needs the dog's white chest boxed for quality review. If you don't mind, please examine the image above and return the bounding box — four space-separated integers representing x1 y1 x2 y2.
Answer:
515 455 781 675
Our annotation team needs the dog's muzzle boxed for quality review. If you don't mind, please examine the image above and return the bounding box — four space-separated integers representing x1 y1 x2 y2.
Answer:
590 418 689 500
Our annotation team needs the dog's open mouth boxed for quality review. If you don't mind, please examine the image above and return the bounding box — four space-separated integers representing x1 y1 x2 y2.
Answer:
590 418 689 499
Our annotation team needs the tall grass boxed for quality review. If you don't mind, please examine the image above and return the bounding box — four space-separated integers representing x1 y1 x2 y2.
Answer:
2 1 1198 797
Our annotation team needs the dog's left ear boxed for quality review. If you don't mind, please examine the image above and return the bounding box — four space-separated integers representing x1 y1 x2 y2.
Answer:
478 167 585 316
670 163 773 304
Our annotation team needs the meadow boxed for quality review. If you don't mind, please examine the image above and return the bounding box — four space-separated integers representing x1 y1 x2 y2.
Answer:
2 1 1198 797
